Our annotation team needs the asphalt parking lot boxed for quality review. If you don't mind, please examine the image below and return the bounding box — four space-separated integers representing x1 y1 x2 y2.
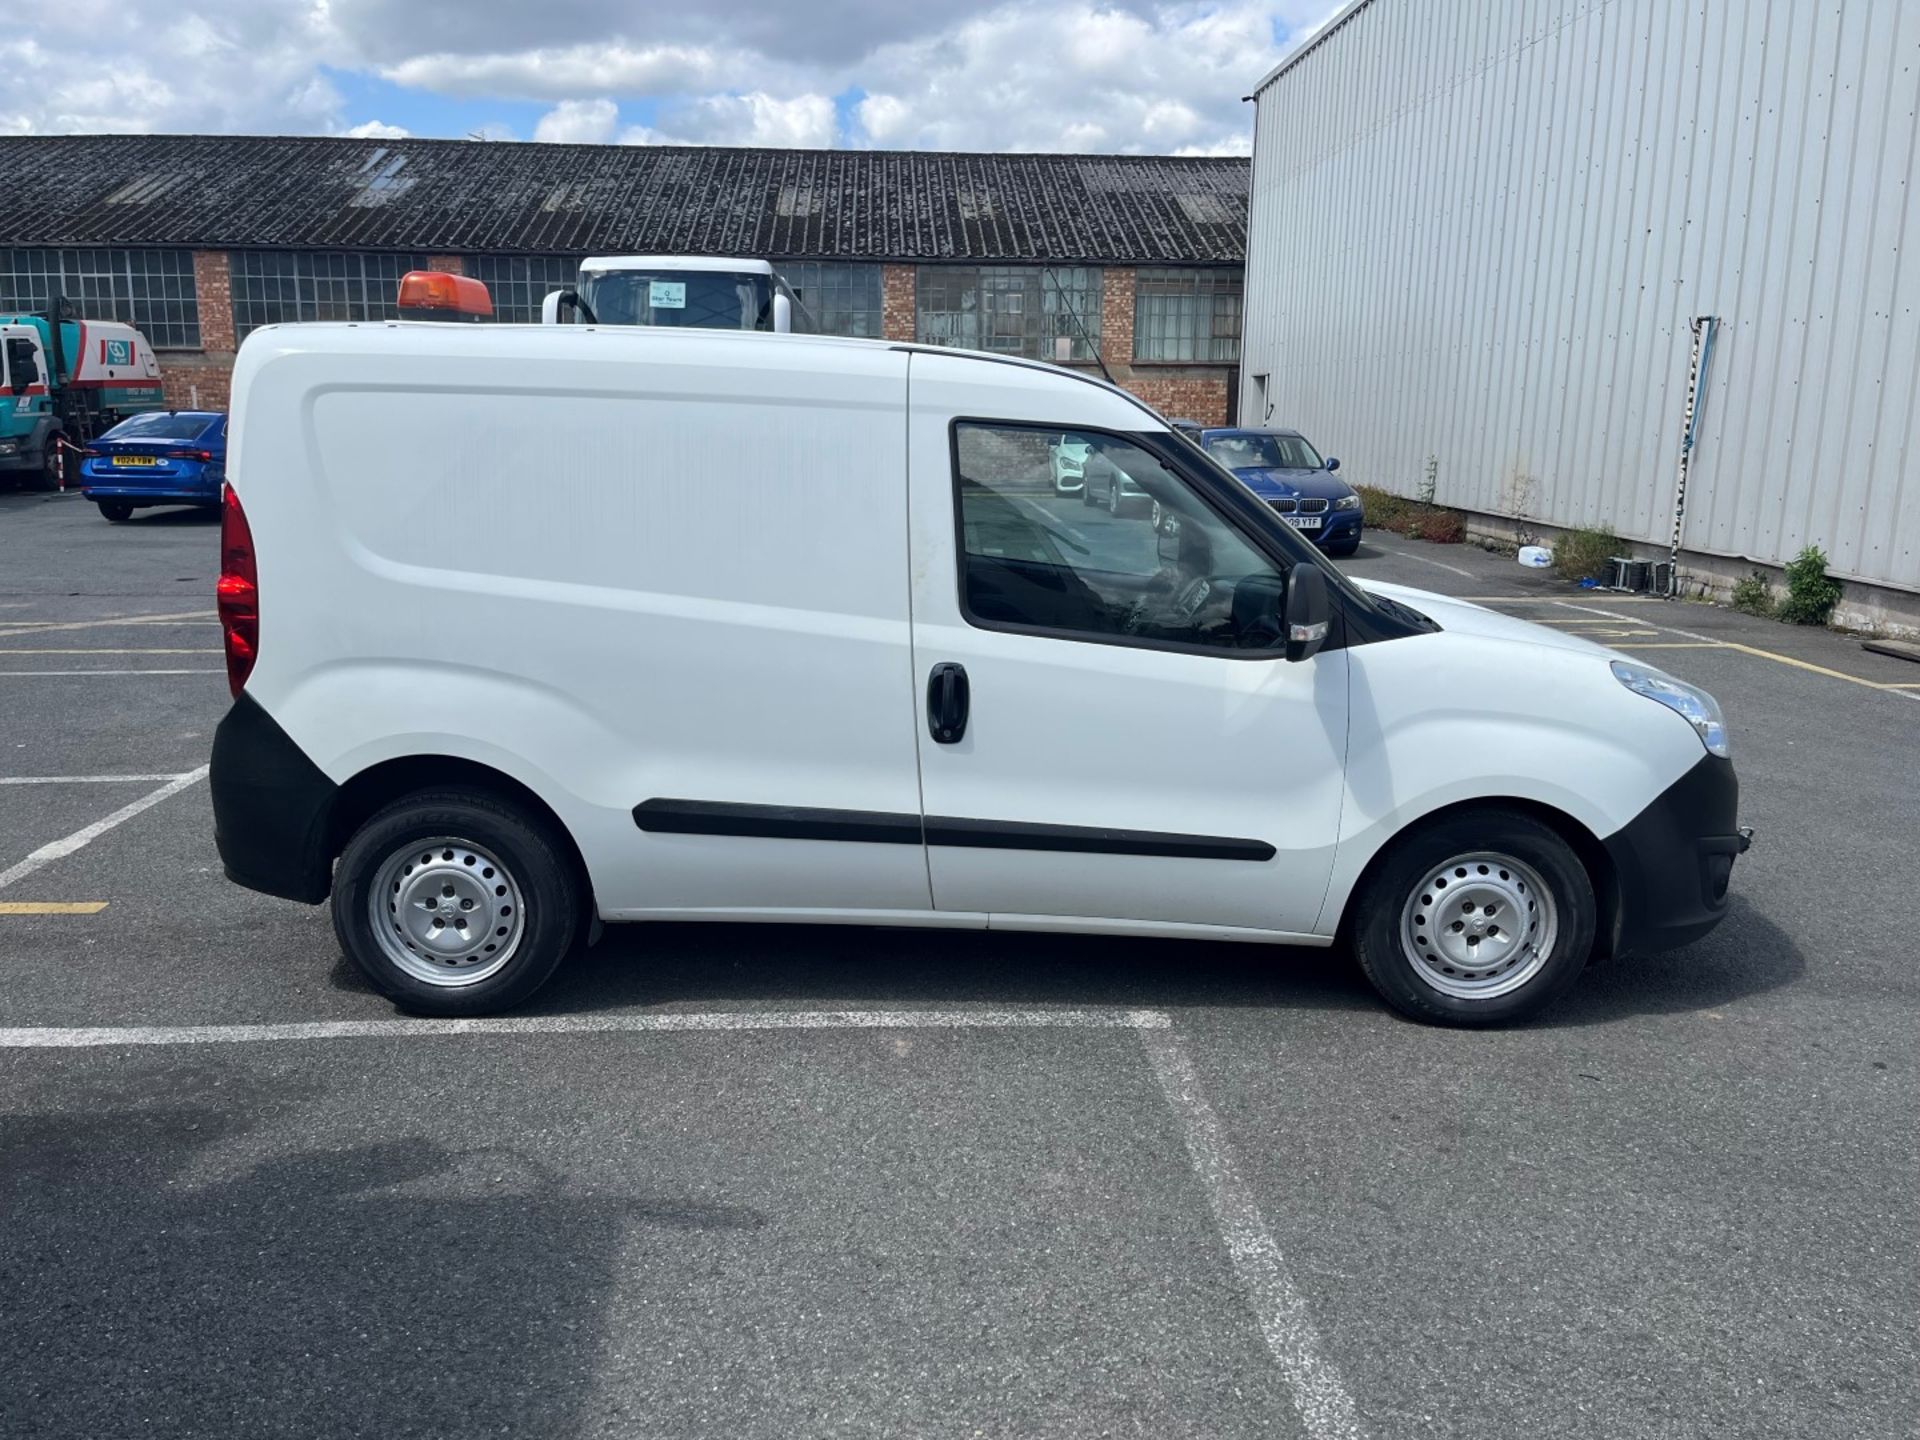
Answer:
2 486 1915 1439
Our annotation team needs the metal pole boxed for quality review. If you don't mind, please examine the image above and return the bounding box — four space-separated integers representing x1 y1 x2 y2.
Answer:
1668 315 1719 597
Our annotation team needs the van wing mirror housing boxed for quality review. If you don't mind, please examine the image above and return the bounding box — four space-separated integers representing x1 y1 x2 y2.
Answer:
541 289 597 325
1285 562 1331 662
772 292 793 333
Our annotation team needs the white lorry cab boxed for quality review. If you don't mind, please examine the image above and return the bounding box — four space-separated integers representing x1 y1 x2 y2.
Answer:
539 256 815 333
210 321 1749 1025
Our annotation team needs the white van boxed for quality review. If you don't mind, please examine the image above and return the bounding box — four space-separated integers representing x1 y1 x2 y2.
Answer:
210 323 1748 1025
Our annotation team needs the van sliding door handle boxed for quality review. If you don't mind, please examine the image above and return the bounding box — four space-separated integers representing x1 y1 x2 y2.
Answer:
926 663 970 744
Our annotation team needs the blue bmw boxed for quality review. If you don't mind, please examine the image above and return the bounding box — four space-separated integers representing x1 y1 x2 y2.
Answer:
1198 427 1363 556
80 410 227 523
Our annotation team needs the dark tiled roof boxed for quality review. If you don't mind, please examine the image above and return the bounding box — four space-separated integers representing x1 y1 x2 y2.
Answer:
0 134 1249 265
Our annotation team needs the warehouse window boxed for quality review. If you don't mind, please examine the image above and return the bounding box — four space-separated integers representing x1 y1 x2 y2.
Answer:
1134 268 1242 364
0 248 201 349
779 262 883 338
229 251 426 339
917 266 1103 362
468 255 580 324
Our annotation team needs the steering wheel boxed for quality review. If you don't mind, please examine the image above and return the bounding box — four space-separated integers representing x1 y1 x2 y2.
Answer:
1122 572 1232 638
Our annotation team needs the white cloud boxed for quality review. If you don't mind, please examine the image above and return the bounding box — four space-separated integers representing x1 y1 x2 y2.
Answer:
649 92 837 149
384 42 720 100
844 2 1296 153
533 97 618 144
344 118 411 139
0 2 1342 152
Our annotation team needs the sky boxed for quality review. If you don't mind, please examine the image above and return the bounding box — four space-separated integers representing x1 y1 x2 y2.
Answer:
0 1 1344 154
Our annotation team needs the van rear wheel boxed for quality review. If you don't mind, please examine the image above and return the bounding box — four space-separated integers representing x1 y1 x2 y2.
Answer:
1350 809 1596 1026
332 790 582 1016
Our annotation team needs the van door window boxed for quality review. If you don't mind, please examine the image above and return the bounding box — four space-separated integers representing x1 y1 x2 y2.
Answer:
953 423 1289 653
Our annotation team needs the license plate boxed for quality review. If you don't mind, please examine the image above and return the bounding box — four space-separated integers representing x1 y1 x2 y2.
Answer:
1284 514 1322 530
112 454 159 467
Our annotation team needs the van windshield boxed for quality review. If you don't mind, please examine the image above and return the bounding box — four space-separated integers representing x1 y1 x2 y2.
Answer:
579 270 776 331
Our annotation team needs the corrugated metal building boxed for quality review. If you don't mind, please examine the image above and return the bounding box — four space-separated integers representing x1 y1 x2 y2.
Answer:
1242 0 1920 621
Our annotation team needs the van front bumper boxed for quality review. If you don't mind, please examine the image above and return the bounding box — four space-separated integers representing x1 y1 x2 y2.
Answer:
1603 753 1749 953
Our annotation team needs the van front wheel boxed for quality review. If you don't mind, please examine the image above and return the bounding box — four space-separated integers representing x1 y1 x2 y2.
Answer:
332 790 582 1016
1350 809 1596 1026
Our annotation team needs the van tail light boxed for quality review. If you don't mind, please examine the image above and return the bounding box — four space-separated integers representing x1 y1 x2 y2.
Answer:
217 486 259 697
167 448 214 462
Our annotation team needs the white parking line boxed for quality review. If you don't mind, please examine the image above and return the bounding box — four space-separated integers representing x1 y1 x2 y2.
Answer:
0 766 209 891
1138 1026 1364 1440
1365 540 1476 579
0 669 224 677
0 1007 1171 1047
0 609 214 638
0 1002 1364 1435
0 773 198 785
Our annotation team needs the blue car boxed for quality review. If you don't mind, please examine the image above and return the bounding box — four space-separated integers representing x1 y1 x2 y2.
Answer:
80 410 227 522
1198 427 1363 556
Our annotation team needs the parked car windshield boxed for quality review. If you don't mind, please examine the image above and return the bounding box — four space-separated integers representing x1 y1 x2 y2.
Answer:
579 270 776 331
102 412 218 441
1205 433 1325 471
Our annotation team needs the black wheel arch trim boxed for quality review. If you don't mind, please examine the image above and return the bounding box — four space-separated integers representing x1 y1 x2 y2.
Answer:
210 691 339 904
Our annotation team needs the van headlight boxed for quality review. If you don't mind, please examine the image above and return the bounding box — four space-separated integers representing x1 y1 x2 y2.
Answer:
1610 659 1729 757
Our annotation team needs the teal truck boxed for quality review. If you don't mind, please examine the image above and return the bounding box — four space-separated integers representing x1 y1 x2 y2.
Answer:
1 298 165 489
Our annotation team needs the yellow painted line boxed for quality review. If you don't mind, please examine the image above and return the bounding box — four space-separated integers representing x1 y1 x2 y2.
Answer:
1610 642 1729 649
1717 642 1914 692
0 901 108 915
0 648 222 655
1879 681 1920 689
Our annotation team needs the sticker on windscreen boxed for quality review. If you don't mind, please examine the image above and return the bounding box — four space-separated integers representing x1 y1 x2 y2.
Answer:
649 281 687 309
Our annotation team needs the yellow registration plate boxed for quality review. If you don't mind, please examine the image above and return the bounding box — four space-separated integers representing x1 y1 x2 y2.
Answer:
112 454 159 467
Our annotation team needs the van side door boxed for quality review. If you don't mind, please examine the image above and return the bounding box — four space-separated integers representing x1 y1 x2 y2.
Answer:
905 353 1349 936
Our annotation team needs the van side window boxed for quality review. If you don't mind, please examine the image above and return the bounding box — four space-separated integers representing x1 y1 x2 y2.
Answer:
953 423 1289 652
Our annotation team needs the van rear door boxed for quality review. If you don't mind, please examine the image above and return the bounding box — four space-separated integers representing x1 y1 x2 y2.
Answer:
904 352 1348 936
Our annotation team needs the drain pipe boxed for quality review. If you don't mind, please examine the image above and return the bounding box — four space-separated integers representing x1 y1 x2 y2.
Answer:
1667 315 1719 596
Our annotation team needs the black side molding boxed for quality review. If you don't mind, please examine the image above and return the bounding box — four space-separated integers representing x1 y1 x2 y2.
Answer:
633 799 922 846
633 799 1274 862
922 815 1274 862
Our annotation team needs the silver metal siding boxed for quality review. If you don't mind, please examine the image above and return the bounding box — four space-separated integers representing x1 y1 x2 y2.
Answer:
1243 0 1920 592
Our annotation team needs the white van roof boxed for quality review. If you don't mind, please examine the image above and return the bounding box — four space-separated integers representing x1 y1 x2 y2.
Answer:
578 256 775 275
231 322 1167 435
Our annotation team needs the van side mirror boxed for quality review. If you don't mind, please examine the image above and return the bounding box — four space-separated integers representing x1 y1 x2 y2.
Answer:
1325 457 1340 472
1285 562 1331 662
772 293 793 333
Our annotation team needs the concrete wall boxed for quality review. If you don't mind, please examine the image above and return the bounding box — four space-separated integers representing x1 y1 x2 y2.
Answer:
1243 0 1920 602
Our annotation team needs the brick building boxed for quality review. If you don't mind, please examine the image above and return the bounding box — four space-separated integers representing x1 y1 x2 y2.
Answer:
0 135 1248 423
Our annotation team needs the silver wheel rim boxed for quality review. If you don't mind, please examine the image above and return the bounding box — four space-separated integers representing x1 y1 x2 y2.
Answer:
368 836 526 987
1398 851 1559 1000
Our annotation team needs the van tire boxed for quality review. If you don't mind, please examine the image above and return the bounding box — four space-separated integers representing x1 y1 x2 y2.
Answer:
1349 808 1596 1026
331 789 582 1016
